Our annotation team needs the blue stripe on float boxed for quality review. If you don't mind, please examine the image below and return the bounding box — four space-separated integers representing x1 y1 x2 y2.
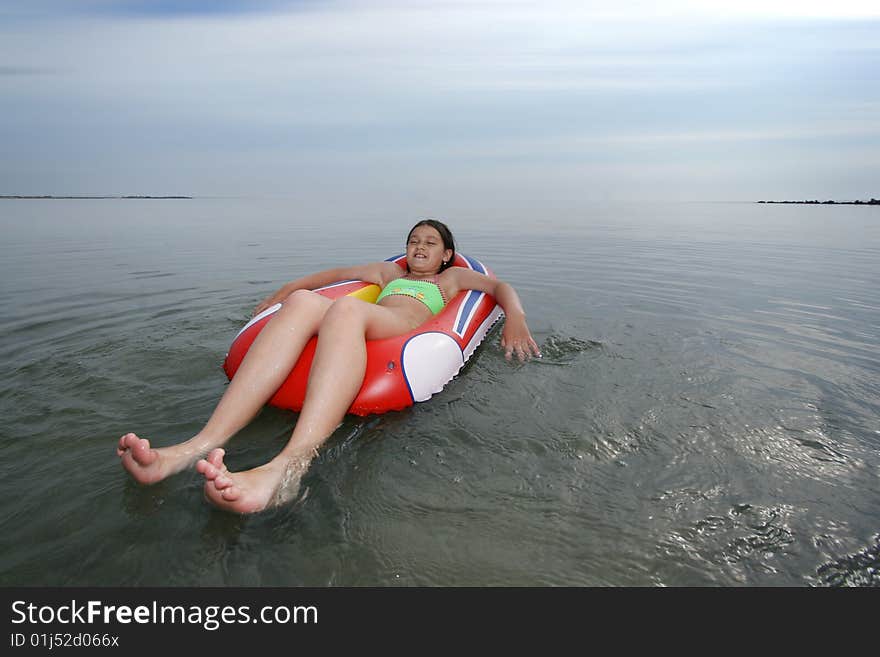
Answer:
455 290 482 335
462 254 486 274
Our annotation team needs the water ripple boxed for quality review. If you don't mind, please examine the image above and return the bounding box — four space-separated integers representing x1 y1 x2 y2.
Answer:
814 536 880 587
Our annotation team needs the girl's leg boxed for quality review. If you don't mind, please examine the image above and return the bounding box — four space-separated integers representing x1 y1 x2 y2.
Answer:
118 290 332 484
198 297 416 513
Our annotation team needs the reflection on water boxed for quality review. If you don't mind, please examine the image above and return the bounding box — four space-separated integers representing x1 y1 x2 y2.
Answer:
0 199 878 586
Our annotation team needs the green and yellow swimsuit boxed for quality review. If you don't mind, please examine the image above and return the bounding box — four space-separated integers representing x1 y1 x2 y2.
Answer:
375 275 447 315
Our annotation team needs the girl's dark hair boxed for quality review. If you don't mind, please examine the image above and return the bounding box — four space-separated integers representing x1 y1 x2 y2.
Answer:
407 219 456 272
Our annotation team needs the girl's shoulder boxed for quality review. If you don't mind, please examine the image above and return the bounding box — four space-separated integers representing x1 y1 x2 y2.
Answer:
339 261 403 287
375 260 407 286
439 265 489 282
438 265 495 296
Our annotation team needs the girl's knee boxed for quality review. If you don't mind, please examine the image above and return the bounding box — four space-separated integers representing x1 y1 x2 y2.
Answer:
279 289 327 313
274 290 330 329
322 296 366 326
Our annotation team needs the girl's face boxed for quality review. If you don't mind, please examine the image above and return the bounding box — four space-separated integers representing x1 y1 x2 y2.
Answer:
406 225 452 274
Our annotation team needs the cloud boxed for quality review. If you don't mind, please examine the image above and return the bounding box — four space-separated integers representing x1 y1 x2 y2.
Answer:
1 1 878 200
667 0 880 19
0 0 316 21
0 66 67 76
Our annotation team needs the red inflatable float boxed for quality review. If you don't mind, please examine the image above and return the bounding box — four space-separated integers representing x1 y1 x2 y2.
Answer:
223 253 503 416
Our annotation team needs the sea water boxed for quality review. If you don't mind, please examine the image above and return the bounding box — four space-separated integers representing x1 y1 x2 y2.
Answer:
0 198 878 586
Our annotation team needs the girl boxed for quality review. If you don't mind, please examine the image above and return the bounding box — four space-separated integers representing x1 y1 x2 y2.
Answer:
118 219 541 513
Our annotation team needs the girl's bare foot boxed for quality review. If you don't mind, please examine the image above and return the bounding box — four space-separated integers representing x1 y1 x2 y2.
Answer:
117 432 206 484
196 448 311 514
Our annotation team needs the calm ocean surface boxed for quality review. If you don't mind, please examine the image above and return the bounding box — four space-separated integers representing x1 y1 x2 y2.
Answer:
1 198 878 586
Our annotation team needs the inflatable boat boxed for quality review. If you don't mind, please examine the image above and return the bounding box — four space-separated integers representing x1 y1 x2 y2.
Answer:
222 253 503 415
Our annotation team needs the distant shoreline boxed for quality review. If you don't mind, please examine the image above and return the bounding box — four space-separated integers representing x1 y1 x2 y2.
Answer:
0 195 193 200
757 199 879 205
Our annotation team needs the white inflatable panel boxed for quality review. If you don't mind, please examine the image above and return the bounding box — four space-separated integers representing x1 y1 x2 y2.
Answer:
402 332 464 402
463 306 504 362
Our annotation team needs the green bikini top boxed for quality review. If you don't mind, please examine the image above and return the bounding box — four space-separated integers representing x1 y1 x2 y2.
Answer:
376 275 447 315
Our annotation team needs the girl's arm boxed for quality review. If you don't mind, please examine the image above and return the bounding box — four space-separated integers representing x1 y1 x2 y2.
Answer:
444 268 542 361
253 261 401 316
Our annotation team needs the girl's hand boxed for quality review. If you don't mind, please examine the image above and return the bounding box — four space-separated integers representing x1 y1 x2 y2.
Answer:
500 316 542 362
252 297 277 317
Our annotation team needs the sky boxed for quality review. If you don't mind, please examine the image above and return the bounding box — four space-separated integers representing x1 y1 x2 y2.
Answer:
1 0 878 206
